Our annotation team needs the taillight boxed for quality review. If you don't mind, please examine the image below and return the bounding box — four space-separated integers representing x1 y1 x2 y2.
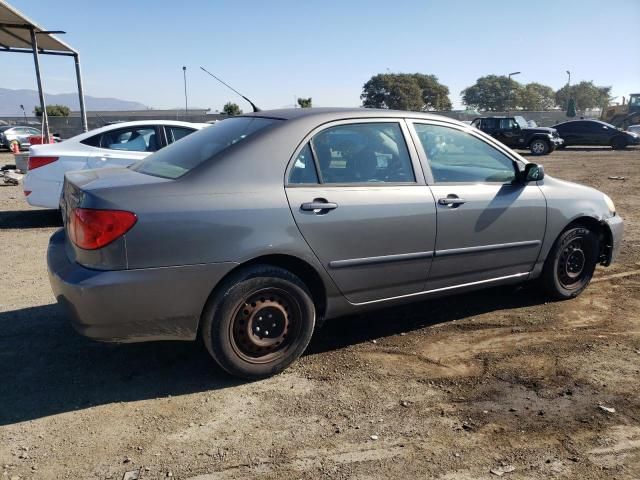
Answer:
69 208 137 250
28 156 58 170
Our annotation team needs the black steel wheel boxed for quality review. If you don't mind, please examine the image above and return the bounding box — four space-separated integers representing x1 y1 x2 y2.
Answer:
201 265 316 379
542 226 598 299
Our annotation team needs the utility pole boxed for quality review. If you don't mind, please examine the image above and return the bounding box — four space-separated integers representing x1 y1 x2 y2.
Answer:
507 71 521 115
566 70 571 110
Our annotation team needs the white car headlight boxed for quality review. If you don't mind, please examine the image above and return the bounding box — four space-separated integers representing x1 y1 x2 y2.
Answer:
603 194 616 215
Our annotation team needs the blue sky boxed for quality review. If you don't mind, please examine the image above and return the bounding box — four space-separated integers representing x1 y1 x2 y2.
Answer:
2 0 639 111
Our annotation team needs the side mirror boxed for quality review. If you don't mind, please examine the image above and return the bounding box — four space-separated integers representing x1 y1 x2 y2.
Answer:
523 163 544 182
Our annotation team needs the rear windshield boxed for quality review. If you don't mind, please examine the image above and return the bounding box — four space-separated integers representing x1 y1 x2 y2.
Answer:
131 117 280 179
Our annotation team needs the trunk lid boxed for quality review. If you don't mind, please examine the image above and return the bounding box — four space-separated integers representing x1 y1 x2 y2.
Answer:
61 167 170 270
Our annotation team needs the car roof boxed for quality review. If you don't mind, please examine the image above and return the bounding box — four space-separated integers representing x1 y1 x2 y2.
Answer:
68 120 209 142
240 107 467 126
1 125 35 130
553 119 610 126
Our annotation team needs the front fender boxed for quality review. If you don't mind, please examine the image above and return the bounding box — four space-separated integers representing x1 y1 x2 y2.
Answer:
531 175 621 276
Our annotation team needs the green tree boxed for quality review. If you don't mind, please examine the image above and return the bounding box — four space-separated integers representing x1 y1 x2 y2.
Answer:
517 82 556 111
222 102 242 116
461 75 522 111
555 81 612 111
566 98 577 117
34 104 70 117
411 74 452 110
297 97 312 108
361 73 451 111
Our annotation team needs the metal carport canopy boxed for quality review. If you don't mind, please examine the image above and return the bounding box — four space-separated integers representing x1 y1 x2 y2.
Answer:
0 0 88 136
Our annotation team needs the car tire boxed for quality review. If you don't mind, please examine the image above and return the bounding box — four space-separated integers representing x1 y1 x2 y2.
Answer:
541 226 599 300
201 265 316 379
529 139 550 155
611 136 627 150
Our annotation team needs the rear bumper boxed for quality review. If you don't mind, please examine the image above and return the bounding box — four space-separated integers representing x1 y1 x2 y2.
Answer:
23 173 62 209
47 229 237 343
603 214 624 266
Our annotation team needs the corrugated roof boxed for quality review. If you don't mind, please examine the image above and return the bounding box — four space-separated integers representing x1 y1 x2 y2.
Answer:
0 0 76 53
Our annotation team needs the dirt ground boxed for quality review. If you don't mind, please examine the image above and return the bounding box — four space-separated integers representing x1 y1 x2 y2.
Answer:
1 147 639 480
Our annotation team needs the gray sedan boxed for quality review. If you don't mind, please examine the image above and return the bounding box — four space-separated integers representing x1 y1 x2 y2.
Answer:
47 108 623 379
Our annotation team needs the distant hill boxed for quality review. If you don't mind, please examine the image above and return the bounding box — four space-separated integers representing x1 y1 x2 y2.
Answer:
0 88 148 115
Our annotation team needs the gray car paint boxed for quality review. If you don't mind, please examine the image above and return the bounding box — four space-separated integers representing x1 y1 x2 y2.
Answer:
48 108 623 343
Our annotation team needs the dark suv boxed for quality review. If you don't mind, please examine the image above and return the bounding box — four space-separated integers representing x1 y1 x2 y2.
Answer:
472 116 564 155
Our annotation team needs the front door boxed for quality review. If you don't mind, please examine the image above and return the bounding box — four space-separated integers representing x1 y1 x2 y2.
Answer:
410 121 546 290
285 120 437 304
494 118 520 148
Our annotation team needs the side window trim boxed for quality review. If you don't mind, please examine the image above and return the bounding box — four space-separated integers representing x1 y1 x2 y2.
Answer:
307 140 323 184
285 119 425 187
407 119 523 185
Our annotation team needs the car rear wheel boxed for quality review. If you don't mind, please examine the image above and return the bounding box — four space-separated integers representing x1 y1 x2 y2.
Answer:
611 136 627 150
530 139 550 155
541 226 598 300
201 265 316 379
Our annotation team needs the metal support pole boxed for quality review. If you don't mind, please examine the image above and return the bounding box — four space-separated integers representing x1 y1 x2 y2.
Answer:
183 66 188 117
30 27 49 138
74 53 88 132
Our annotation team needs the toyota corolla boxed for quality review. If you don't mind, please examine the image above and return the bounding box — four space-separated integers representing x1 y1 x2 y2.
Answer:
47 108 623 379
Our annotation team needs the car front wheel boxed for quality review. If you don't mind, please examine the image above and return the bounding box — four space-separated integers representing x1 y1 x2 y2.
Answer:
201 265 316 379
541 226 598 300
530 139 550 155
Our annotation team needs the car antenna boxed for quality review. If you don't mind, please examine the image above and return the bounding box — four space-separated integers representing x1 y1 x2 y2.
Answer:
199 66 261 112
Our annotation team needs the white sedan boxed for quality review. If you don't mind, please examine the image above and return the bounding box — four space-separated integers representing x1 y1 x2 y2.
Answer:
24 120 209 209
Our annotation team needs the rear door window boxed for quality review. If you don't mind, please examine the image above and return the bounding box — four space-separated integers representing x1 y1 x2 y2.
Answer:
132 117 280 179
166 126 196 144
100 126 158 152
310 123 415 184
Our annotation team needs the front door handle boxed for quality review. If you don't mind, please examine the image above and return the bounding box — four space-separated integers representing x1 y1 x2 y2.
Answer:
301 199 338 212
438 196 466 207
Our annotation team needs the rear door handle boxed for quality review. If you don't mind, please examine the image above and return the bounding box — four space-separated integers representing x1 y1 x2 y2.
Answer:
438 197 466 207
300 200 338 212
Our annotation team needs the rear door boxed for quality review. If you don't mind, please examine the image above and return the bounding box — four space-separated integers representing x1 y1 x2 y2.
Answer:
285 120 437 304
409 120 546 290
86 125 160 169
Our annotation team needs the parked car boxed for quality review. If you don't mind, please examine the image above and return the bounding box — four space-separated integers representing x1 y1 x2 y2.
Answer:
471 116 563 155
0 125 43 150
552 119 640 149
24 120 208 208
48 108 623 379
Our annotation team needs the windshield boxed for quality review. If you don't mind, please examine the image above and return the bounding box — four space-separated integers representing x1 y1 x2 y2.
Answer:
131 117 281 179
513 116 528 129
